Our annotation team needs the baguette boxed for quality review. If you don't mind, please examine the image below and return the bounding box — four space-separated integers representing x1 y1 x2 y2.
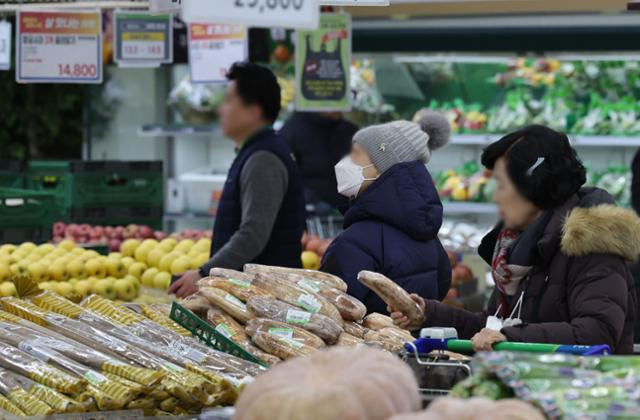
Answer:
245 318 325 349
199 287 252 324
250 331 316 360
198 277 271 302
244 264 347 292
362 313 395 330
208 268 255 283
363 330 405 352
206 308 280 366
179 294 212 316
343 321 367 339
251 274 343 325
337 332 365 347
357 271 425 330
246 296 342 344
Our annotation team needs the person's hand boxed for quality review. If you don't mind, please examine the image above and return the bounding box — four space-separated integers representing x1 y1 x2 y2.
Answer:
471 328 507 352
168 269 201 298
388 294 426 331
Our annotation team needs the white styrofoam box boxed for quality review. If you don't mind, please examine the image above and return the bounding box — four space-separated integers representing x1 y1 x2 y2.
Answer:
179 168 228 215
166 178 185 214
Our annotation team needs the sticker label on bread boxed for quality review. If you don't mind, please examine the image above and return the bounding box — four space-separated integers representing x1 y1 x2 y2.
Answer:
296 294 321 313
229 278 251 288
279 336 304 349
286 309 311 325
297 278 321 293
268 327 294 339
224 293 246 308
215 323 234 339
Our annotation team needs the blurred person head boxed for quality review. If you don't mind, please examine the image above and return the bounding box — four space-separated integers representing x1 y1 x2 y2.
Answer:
219 62 281 144
481 125 586 230
335 111 451 198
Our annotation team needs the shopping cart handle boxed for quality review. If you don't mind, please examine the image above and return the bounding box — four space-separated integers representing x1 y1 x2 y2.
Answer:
404 338 450 354
405 339 612 356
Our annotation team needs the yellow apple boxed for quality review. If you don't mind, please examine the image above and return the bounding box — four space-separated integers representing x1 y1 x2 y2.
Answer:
39 281 54 291
158 238 176 252
141 268 159 287
194 238 211 252
134 244 153 264
74 280 92 296
190 253 210 270
66 259 86 279
54 282 74 299
18 242 37 253
68 278 79 286
146 248 166 268
37 243 56 255
27 262 48 283
128 262 147 279
92 279 116 300
0 282 17 297
174 239 195 254
82 250 100 261
158 252 179 273
114 278 137 301
85 258 106 278
170 256 191 275
48 262 69 281
108 252 122 259
141 239 158 248
153 271 172 290
120 239 141 258
0 263 11 282
57 239 76 252
301 251 321 270
121 256 135 270
71 247 85 256
105 257 126 278
0 244 16 255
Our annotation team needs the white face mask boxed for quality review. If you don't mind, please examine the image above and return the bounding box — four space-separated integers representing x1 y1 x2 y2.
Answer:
335 156 377 198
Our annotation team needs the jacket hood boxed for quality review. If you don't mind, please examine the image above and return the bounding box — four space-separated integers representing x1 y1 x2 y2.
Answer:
562 192 640 261
343 161 443 241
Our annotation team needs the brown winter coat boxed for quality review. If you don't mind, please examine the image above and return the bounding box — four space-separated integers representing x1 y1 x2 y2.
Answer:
426 188 640 354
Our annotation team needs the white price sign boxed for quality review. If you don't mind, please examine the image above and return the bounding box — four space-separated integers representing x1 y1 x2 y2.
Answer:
188 23 247 84
16 10 102 84
114 11 173 66
182 0 319 30
0 21 10 70
150 0 182 13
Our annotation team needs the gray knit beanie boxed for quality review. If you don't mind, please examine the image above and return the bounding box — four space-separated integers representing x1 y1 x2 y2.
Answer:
353 111 451 174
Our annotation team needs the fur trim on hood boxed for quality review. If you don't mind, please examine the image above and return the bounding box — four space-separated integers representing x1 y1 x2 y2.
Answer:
561 204 640 261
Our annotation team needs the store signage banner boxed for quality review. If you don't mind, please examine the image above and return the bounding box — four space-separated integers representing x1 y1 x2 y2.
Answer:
16 10 102 84
188 23 247 84
114 11 173 67
149 0 182 13
182 0 319 30
0 21 10 70
295 13 351 111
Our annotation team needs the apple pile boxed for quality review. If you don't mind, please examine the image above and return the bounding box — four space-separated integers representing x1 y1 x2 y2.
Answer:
121 237 211 291
0 240 141 302
52 222 212 253
443 249 475 303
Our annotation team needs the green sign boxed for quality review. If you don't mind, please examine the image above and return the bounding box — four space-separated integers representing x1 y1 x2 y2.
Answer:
295 13 351 111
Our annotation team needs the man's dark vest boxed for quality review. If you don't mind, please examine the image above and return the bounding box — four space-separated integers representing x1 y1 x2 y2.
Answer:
211 128 305 268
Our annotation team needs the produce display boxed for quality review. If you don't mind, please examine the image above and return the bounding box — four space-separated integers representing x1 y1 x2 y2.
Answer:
451 351 640 419
234 346 421 420
52 221 211 252
185 264 421 366
300 232 333 269
0 284 264 417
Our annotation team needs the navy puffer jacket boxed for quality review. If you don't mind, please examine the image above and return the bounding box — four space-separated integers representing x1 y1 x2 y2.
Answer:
321 161 451 314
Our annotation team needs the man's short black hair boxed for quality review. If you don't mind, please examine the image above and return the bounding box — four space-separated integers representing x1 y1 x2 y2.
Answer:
481 125 586 209
226 62 281 123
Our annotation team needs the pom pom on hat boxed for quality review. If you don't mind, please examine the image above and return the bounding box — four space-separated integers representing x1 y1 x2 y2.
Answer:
415 109 452 151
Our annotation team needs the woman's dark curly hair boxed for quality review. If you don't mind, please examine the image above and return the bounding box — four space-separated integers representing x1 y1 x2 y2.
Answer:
481 125 586 209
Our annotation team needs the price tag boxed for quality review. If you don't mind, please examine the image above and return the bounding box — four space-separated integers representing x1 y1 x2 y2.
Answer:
16 10 102 84
229 278 251 289
268 327 294 339
188 23 247 84
182 0 319 30
297 278 321 293
83 371 107 386
149 0 182 13
279 336 304 349
297 293 321 313
114 11 173 67
286 309 311 325
215 323 235 339
0 21 10 70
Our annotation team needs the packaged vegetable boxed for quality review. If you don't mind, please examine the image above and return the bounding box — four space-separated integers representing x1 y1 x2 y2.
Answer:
246 296 343 344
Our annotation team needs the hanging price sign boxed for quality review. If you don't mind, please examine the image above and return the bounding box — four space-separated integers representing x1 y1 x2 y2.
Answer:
0 21 10 70
114 11 173 67
188 23 247 84
182 0 319 30
16 10 102 83
149 0 182 13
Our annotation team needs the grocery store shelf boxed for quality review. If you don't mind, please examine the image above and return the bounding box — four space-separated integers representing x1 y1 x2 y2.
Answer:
138 124 218 138
443 202 497 215
451 134 640 147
